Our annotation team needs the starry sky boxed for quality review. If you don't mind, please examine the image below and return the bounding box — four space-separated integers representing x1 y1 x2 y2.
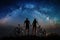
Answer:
0 0 60 27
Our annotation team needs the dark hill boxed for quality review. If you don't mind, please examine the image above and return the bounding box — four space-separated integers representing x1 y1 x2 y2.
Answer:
0 34 60 40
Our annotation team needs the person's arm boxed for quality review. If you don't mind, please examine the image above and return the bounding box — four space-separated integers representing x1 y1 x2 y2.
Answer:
36 21 39 26
24 21 25 24
44 29 46 34
24 21 26 25
29 21 31 27
32 21 34 25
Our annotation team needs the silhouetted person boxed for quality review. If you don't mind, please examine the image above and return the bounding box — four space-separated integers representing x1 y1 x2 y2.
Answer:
37 25 43 36
24 18 30 35
18 24 20 27
32 18 38 35
38 25 41 32
37 25 41 33
15 24 20 37
37 25 41 36
42 29 46 37
38 25 46 37
38 25 42 33
18 24 20 34
38 25 41 29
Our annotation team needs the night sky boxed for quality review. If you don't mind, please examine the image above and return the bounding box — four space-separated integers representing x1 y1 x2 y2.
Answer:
0 0 60 34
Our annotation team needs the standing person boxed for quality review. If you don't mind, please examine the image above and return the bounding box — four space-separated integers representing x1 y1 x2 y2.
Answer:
32 18 38 35
24 18 30 35
38 25 43 37
15 24 20 37
42 29 46 37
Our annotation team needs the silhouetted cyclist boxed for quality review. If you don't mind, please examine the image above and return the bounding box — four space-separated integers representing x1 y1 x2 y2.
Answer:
32 18 38 35
24 18 30 35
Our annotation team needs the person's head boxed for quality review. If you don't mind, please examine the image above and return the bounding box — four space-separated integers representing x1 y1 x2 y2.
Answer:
34 18 36 21
39 25 41 28
26 18 28 20
16 27 18 29
18 24 20 26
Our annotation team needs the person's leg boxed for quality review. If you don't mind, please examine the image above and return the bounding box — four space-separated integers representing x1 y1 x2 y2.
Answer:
32 26 36 35
26 27 29 35
25 27 29 35
26 26 29 35
25 27 27 35
35 26 36 35
32 27 34 35
28 28 29 36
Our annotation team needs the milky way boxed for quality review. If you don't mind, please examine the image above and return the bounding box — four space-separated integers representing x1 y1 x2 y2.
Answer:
0 0 60 27
0 0 60 35
0 3 59 27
